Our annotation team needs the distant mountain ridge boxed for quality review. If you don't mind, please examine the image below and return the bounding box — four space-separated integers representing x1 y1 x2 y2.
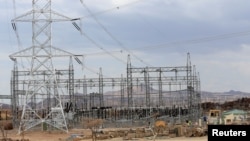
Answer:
224 90 246 94
201 90 250 103
1 89 250 109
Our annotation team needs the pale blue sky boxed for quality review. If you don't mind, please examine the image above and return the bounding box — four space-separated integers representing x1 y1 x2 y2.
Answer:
1 0 250 99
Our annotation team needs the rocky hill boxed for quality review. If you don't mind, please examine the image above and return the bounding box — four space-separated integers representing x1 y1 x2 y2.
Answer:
202 97 250 111
201 90 250 103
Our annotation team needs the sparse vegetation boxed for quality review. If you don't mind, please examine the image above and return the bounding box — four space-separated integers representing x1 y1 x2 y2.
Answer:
202 97 250 111
82 118 104 141
0 122 13 140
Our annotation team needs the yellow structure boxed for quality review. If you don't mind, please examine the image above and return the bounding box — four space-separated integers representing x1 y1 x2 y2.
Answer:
208 109 221 124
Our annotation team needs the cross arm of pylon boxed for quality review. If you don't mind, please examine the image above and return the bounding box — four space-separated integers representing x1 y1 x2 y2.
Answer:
11 9 78 22
9 46 81 58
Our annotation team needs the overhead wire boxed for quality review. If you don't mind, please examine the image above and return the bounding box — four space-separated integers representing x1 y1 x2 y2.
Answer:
77 0 188 78
78 1 194 85
5 0 14 49
69 1 143 72
71 52 101 77
11 0 29 70
76 1 250 53
74 51 123 78
80 31 127 64
51 1 127 77
12 0 22 51
79 0 143 19
80 1 152 67
70 1 135 65
71 20 127 76
134 30 250 50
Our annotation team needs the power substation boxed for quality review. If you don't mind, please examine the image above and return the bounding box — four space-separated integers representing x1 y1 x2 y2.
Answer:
8 0 201 134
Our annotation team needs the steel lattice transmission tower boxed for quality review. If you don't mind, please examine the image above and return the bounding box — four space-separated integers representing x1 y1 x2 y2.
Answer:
9 0 81 133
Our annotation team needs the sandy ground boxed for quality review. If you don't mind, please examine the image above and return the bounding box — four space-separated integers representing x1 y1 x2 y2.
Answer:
107 136 207 141
3 128 207 141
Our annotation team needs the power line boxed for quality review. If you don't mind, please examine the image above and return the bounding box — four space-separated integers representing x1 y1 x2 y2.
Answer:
134 30 250 50
11 0 28 70
80 31 127 64
83 50 123 56
76 1 250 52
69 2 136 67
12 0 22 51
79 0 143 19
80 1 152 67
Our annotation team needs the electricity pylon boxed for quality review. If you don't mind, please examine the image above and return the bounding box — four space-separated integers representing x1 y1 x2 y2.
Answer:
9 0 81 133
